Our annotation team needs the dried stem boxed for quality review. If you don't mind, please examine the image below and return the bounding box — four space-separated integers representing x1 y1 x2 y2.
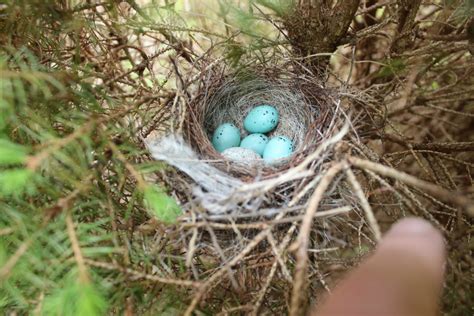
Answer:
289 162 345 316
348 156 474 216
66 212 90 283
345 165 382 241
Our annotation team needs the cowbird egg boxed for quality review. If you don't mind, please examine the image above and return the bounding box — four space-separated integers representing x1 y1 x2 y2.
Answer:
243 105 279 133
221 147 263 167
212 123 241 153
263 136 294 165
240 133 269 156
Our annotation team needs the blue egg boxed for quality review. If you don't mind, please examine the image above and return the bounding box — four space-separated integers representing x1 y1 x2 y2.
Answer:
263 136 294 164
212 123 241 153
240 133 269 156
243 105 279 133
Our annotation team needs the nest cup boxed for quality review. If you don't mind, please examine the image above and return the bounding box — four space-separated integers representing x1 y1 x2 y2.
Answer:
186 69 331 177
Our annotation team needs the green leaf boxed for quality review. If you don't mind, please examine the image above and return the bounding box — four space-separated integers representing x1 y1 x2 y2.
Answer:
143 185 182 224
0 139 29 165
376 58 406 78
0 169 36 197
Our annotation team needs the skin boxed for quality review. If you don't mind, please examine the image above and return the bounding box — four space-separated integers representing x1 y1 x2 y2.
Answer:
313 218 446 316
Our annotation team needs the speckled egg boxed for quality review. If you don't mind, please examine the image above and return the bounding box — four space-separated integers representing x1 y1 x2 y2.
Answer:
212 123 241 153
263 136 294 164
221 147 263 167
243 105 279 133
240 133 269 156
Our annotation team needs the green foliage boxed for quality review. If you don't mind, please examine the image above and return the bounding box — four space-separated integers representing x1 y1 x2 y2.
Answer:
144 185 182 224
0 139 28 165
220 0 287 39
41 272 108 316
254 0 293 17
0 169 36 197
376 58 407 78
455 0 474 18
0 1 185 314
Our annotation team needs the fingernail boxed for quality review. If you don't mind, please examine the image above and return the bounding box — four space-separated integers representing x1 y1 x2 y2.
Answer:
389 217 439 236
380 217 446 279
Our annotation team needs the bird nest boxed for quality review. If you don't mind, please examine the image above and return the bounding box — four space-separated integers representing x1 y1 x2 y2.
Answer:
146 65 348 217
184 68 334 177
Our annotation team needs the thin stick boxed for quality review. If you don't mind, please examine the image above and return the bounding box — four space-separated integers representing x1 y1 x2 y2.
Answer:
0 238 34 280
289 162 344 316
185 212 198 267
345 166 382 241
266 232 292 282
182 206 352 229
85 259 201 287
66 212 90 283
348 156 474 216
252 259 279 316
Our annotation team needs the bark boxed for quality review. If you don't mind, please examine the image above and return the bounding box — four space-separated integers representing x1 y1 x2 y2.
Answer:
391 0 423 53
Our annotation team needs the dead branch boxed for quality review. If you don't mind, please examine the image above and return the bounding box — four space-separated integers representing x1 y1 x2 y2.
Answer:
348 156 474 216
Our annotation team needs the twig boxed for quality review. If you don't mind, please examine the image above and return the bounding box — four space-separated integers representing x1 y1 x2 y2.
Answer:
348 156 474 216
345 165 382 241
66 212 90 283
0 228 14 236
385 134 474 153
266 233 292 282
356 0 394 16
289 162 344 316
386 150 474 168
185 212 198 268
0 238 34 280
26 121 94 170
84 259 201 288
416 30 468 42
182 206 353 229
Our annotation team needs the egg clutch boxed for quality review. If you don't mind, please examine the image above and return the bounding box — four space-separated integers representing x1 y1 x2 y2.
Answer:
211 105 294 165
